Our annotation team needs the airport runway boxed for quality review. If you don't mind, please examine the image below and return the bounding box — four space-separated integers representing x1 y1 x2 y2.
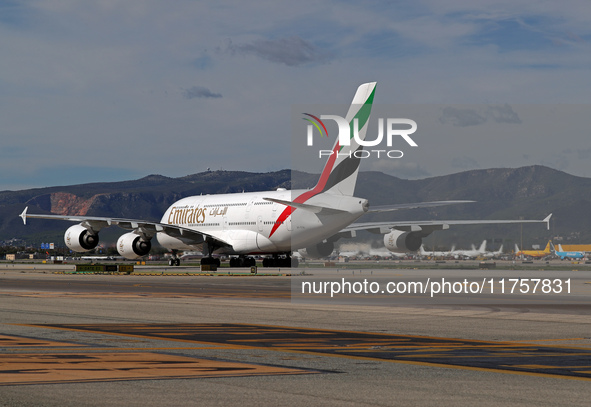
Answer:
1 265 590 406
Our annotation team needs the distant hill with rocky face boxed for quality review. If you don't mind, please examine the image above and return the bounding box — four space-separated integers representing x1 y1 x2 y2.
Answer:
1 165 588 248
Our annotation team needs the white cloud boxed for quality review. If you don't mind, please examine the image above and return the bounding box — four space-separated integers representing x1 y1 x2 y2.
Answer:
440 107 487 127
182 86 222 99
223 36 332 66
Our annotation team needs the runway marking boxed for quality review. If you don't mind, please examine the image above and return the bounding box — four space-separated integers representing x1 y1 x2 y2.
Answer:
1 291 289 299
29 323 591 381
0 334 83 348
509 365 591 369
0 352 312 386
510 338 587 342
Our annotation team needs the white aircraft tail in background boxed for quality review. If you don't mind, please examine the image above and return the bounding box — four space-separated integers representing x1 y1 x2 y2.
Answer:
483 245 503 258
451 240 487 258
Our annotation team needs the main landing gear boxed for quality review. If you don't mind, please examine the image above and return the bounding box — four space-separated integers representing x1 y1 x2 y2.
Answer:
199 239 221 267
200 256 221 267
262 254 297 268
167 245 222 267
167 253 220 267
229 256 256 267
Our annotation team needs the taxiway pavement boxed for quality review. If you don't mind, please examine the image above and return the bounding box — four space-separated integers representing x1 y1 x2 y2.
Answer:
0 266 590 406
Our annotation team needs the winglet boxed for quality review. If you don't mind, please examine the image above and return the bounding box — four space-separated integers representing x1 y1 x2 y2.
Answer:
543 213 552 230
20 207 28 225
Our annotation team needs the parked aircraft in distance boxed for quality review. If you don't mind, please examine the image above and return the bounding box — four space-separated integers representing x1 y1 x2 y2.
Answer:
515 241 552 258
419 245 456 258
483 245 504 258
20 82 551 267
369 247 399 258
179 251 204 260
336 249 361 258
451 240 487 258
553 243 585 260
80 256 118 261
332 245 401 259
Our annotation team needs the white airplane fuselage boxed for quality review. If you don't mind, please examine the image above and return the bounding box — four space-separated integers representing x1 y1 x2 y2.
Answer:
156 189 368 255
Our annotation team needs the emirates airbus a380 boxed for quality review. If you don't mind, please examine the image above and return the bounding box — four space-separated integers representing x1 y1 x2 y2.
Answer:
20 82 551 267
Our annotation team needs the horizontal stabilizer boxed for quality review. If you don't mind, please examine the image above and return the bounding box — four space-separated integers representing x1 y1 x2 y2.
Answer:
369 200 475 213
263 198 347 215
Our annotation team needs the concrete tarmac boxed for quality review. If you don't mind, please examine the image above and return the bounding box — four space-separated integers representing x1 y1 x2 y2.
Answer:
0 265 590 406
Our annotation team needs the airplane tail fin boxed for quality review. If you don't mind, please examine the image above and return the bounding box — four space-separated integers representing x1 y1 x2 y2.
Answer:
544 240 552 252
479 240 487 253
558 244 564 252
313 82 376 196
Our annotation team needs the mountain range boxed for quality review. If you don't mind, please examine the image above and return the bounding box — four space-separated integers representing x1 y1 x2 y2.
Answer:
1 165 589 249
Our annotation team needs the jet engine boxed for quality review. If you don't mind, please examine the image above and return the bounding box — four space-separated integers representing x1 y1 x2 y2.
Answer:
65 224 99 252
117 233 152 259
304 241 334 258
384 230 423 253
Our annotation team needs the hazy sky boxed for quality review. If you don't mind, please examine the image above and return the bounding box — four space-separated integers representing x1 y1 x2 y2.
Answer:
2 1 591 191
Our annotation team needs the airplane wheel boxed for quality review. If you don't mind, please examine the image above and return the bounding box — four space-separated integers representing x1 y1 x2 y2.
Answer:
215 258 221 267
168 259 175 266
175 259 180 266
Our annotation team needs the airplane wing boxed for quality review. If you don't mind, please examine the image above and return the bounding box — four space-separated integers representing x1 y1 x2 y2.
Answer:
368 200 475 212
19 207 231 248
342 214 552 235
